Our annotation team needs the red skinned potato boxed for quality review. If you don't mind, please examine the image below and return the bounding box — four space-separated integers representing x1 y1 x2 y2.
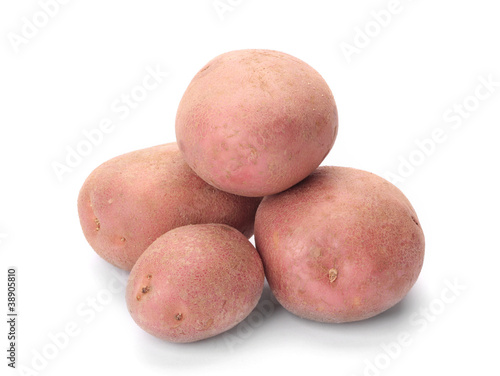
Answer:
126 224 265 343
175 49 338 197
254 166 425 323
77 143 262 271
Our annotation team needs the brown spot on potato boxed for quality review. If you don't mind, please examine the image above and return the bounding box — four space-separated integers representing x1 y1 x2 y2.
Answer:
248 147 258 164
142 286 150 294
203 318 214 329
175 313 183 321
328 268 338 283
147 274 152 280
310 247 322 258
120 237 126 242
136 294 141 301
272 231 279 248
199 64 211 73
411 216 420 226
94 218 100 231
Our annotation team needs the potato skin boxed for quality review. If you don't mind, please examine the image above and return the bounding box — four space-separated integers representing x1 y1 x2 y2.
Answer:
254 166 425 323
126 224 265 343
77 143 262 271
175 49 338 197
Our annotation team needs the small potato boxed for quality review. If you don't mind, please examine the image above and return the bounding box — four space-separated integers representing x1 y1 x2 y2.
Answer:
77 143 262 270
254 166 425 323
175 49 338 197
126 224 265 343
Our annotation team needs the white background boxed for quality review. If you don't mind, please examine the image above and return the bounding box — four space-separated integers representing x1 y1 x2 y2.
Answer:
1 1 499 375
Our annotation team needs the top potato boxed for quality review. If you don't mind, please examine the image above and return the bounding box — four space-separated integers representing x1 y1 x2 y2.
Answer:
175 49 338 197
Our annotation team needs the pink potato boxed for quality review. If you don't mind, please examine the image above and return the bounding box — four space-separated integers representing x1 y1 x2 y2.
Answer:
175 49 338 197
254 166 425 323
126 224 265 343
77 143 262 271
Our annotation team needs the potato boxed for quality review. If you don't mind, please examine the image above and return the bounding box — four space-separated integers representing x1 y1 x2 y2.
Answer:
126 223 265 342
254 166 425 323
77 143 262 271
175 49 338 197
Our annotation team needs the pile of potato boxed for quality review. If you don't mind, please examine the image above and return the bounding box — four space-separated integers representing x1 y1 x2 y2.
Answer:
78 49 425 343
